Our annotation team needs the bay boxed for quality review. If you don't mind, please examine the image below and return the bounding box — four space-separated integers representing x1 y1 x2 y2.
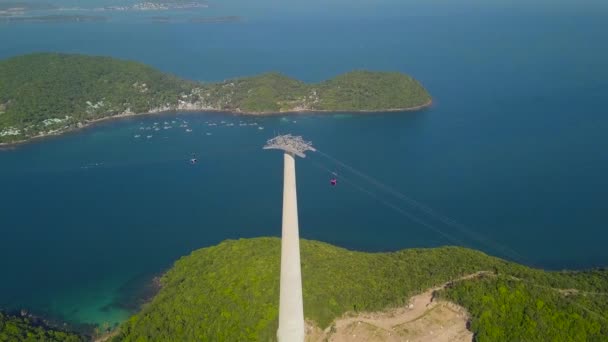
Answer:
0 2 607 326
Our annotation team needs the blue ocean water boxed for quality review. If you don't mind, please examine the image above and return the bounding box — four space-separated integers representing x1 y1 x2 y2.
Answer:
1 2 607 327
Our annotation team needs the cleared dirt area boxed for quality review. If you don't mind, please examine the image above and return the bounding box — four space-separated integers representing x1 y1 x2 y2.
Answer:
306 272 488 342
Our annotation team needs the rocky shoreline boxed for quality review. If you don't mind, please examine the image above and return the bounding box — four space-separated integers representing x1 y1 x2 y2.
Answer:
0 308 94 339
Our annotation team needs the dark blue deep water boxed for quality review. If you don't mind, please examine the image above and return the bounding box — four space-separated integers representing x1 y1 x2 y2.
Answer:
1 1 607 326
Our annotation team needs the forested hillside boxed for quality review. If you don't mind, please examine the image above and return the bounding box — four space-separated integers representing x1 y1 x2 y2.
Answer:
112 238 608 341
440 271 608 341
0 53 431 144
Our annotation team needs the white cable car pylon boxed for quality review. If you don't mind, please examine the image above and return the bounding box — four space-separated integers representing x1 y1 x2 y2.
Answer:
263 134 315 342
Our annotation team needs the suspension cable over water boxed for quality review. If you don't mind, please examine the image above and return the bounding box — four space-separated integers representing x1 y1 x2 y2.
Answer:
310 149 529 264
308 158 467 247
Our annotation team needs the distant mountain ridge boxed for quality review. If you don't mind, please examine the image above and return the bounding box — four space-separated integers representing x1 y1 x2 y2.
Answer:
0 53 431 144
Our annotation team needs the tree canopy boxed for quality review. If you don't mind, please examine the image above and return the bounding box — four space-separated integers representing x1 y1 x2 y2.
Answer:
0 312 84 342
2 238 605 341
0 53 431 144
112 238 608 341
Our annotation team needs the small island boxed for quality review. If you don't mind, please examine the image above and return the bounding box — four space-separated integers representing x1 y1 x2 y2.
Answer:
0 53 432 145
99 1 208 12
1 15 108 23
0 2 57 15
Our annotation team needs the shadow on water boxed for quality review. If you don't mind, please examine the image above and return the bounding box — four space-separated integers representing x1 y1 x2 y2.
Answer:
103 272 164 314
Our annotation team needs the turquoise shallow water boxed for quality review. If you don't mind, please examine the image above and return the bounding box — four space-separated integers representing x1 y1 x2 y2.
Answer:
1 2 608 327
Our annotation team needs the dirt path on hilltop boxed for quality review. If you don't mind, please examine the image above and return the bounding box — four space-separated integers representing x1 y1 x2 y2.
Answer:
306 271 490 342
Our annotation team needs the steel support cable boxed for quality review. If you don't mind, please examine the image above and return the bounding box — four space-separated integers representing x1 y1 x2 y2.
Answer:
308 158 468 247
313 149 528 264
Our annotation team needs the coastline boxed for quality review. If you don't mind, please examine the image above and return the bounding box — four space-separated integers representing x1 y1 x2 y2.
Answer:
0 99 432 149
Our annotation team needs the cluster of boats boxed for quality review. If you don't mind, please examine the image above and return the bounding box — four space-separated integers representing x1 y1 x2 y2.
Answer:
134 119 192 139
133 118 266 139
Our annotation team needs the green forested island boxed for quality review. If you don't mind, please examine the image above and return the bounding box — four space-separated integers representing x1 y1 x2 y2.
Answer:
0 53 432 144
3 238 608 341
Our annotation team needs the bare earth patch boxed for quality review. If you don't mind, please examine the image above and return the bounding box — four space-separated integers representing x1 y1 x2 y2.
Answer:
306 272 489 342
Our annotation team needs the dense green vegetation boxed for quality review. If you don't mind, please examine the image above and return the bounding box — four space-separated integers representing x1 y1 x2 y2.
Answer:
0 312 84 342
1 237 605 341
0 53 192 143
200 72 309 113
440 272 608 341
0 53 431 144
315 70 431 111
111 237 608 341
198 70 431 113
